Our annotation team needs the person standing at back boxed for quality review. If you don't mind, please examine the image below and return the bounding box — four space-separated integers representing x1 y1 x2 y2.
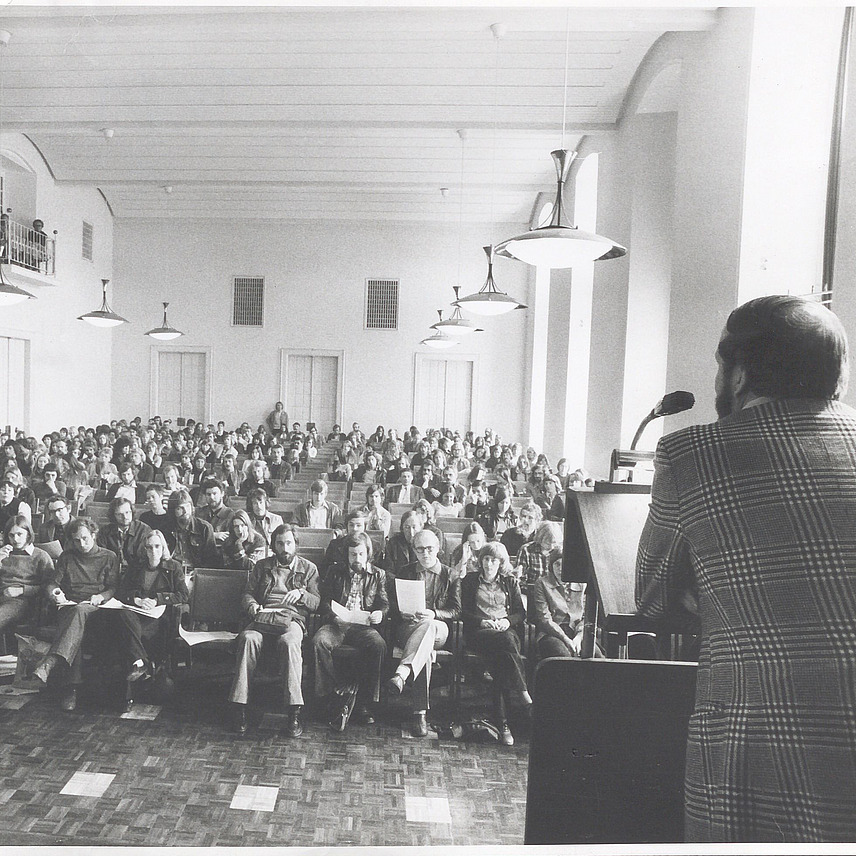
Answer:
636 295 856 843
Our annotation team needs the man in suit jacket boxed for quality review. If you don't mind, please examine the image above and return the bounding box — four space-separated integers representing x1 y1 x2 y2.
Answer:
383 468 423 508
636 295 856 843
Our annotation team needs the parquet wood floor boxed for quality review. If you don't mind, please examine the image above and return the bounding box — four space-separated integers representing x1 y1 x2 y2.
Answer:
0 668 529 847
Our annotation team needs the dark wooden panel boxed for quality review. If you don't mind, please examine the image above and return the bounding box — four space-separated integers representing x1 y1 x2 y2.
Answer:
525 657 696 845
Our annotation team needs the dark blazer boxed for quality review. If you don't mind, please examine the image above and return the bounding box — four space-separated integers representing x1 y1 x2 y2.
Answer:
636 399 856 842
382 533 417 575
383 483 424 507
318 561 389 624
96 519 153 571
119 557 189 607
460 571 525 639
171 516 218 569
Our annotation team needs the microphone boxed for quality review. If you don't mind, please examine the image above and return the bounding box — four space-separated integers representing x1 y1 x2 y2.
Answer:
631 391 695 450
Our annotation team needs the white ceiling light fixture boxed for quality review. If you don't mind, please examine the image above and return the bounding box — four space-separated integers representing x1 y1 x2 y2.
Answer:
0 264 35 306
454 28 527 318
145 301 184 340
455 245 526 317
421 313 458 350
495 12 626 269
78 278 128 327
432 287 483 337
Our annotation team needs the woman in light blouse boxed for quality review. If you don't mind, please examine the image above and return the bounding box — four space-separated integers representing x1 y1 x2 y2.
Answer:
532 553 584 659
460 542 531 746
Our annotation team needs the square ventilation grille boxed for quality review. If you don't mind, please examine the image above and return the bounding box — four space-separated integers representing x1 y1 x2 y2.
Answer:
365 279 399 330
232 276 265 327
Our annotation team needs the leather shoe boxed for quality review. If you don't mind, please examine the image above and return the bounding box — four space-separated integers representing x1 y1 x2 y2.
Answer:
354 705 375 725
127 661 150 682
122 698 134 715
387 674 405 695
411 711 428 738
499 722 514 747
286 706 303 738
232 704 248 735
60 688 77 712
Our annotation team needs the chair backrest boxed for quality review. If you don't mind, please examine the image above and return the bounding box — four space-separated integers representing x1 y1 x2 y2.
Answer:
190 568 247 625
444 532 462 557
297 528 336 550
436 517 471 535
367 530 385 559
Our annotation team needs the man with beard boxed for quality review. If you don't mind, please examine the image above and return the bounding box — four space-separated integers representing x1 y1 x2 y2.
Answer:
228 524 320 738
313 532 388 732
636 295 856 843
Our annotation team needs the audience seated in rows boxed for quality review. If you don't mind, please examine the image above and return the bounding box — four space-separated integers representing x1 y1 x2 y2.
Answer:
0 413 584 739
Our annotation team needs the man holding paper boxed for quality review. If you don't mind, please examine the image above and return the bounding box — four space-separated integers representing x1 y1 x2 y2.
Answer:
34 517 120 712
313 532 388 732
388 529 460 737
228 524 320 737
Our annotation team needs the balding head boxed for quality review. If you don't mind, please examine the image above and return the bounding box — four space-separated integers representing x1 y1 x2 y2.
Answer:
413 528 440 569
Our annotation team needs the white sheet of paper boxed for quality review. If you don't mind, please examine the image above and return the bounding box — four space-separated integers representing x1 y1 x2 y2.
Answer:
331 599 371 625
395 578 426 614
98 597 166 619
178 624 238 646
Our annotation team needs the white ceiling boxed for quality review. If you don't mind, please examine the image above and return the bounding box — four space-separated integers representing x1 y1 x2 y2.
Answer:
0 5 716 223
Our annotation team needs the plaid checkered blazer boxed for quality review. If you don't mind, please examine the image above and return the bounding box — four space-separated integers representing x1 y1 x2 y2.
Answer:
636 399 856 843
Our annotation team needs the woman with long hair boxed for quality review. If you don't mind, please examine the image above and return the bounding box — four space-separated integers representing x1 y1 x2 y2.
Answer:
221 510 266 571
460 542 531 746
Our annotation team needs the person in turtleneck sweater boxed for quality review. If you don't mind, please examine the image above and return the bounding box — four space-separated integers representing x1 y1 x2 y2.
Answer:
0 515 54 634
33 517 120 711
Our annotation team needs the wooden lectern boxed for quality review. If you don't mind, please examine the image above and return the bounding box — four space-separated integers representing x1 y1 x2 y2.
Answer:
521 487 699 844
564 486 698 657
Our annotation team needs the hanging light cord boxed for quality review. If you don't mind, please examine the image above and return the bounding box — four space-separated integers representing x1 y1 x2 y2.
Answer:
561 7 571 149
456 131 465 286
489 27 500 226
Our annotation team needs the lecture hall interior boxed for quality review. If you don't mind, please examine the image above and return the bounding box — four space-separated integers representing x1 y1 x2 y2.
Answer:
0 3 854 851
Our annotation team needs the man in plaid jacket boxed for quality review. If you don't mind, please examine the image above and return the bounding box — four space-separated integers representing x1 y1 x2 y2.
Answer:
636 295 856 843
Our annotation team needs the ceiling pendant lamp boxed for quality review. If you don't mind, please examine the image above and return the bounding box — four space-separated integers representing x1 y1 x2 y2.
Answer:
145 301 184 340
421 311 458 349
78 278 128 328
495 149 626 268
454 246 527 317
495 11 625 269
0 263 35 306
431 288 484 337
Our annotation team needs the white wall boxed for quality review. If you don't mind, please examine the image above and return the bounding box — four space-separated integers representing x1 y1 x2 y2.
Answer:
665 8 754 430
111 218 531 440
0 132 114 436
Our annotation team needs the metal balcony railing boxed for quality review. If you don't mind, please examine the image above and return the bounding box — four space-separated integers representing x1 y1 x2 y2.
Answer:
0 212 56 276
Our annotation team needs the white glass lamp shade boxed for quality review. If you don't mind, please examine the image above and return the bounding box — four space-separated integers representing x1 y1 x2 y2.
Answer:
431 287 485 336
78 279 128 327
495 150 626 269
145 302 184 340
453 246 527 318
0 283 35 306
